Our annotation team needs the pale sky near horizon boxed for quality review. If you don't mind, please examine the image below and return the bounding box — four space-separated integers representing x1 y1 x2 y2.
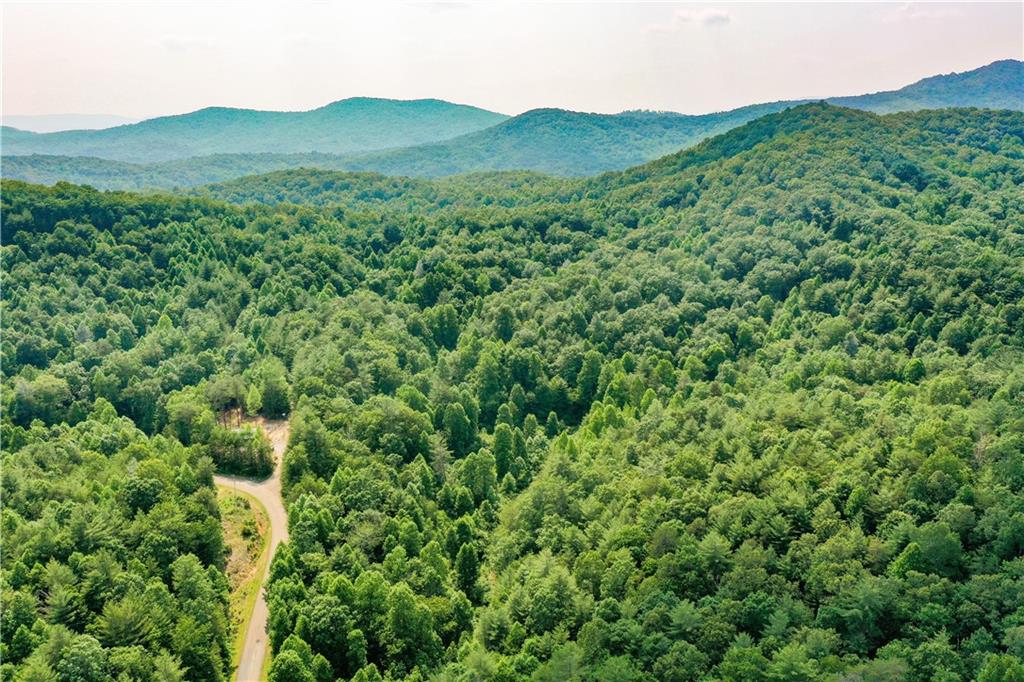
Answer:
3 1 1022 119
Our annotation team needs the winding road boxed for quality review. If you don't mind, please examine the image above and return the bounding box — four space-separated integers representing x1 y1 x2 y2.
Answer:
214 418 290 682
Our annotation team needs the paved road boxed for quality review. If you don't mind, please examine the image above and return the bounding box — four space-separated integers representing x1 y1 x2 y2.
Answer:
214 418 290 682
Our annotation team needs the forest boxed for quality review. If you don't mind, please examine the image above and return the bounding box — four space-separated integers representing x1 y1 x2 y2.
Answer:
2 103 1024 681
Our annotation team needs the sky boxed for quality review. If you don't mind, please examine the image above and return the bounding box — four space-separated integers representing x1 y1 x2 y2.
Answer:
3 1 1022 120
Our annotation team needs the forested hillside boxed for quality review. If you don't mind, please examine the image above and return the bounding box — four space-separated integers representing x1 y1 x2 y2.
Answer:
0 104 797 188
3 60 1021 189
322 60 1024 178
0 153 359 192
332 103 803 178
2 104 1024 681
830 59 1024 113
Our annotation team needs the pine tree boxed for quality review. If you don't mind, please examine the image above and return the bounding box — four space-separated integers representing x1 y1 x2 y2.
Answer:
455 543 480 603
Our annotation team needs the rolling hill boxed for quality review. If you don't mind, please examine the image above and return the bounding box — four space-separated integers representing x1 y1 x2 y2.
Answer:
340 59 1024 177
338 102 801 177
2 59 1020 188
0 113 140 132
0 153 358 191
0 97 508 162
830 58 1024 113
195 103 1024 208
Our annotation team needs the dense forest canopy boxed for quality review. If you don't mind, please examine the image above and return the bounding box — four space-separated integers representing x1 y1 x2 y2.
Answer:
2 103 1024 681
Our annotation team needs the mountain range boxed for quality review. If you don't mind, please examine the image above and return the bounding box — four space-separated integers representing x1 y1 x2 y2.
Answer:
0 114 141 133
1 98 507 161
320 58 1024 178
2 59 1021 189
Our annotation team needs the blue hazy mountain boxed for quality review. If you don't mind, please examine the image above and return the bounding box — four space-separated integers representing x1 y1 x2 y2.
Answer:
3 59 1020 186
1 98 509 162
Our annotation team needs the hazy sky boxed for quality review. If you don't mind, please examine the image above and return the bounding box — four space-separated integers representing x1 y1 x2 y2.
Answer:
3 1 1022 119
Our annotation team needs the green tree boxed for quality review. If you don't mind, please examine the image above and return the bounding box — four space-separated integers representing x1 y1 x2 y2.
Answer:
384 583 442 675
978 655 1024 682
245 384 263 415
268 651 314 682
493 423 514 478
455 543 481 602
55 635 108 682
443 402 473 457
258 358 290 417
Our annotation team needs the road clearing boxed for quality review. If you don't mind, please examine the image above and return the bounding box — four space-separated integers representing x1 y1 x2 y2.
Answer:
214 418 290 682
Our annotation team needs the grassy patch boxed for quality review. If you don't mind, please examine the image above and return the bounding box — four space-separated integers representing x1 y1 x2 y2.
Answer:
217 486 270 678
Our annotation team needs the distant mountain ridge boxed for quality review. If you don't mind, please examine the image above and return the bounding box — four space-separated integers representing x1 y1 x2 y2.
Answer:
1 98 509 162
191 103 1024 210
343 59 1023 177
828 58 1024 113
1 114 141 133
338 102 801 177
2 59 1021 187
